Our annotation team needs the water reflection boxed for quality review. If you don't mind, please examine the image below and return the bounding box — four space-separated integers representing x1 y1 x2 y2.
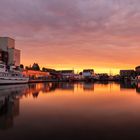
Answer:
1 82 140 139
120 81 136 89
120 81 140 93
0 85 28 130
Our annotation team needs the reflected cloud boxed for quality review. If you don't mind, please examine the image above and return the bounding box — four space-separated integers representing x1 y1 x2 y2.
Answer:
1 81 140 130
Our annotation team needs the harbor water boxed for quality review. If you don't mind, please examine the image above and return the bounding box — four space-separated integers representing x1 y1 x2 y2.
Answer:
0 82 140 140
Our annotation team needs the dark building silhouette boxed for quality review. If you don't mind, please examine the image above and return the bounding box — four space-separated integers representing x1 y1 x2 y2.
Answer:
135 66 140 76
120 70 135 77
0 50 8 64
120 70 136 81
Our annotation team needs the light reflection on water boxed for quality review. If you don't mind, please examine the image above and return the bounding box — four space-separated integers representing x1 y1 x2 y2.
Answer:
0 82 140 140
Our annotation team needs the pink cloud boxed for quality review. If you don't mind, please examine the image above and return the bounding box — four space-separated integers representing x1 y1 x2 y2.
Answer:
0 0 140 71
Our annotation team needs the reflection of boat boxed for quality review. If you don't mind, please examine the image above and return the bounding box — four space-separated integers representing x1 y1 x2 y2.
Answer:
0 63 29 84
0 84 29 97
0 85 25 130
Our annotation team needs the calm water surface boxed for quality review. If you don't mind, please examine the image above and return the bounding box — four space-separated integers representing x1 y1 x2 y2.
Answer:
0 82 140 140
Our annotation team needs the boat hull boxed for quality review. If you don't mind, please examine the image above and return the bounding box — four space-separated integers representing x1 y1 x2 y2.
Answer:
0 78 29 84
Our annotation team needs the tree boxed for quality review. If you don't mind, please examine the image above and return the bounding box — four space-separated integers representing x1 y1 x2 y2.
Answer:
20 64 24 69
42 67 46 72
25 66 29 70
32 63 40 71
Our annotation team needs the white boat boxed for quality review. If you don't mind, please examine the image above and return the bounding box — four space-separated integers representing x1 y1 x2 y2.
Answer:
0 63 29 84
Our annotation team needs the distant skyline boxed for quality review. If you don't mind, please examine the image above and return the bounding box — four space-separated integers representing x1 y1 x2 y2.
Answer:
0 0 140 74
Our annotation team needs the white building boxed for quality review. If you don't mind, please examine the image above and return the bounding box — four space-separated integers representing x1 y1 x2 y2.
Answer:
0 37 15 51
8 48 20 66
82 69 94 78
0 37 20 66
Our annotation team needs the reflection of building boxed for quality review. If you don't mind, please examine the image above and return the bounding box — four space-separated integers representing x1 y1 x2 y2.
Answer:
13 98 20 116
120 82 136 89
28 82 76 93
28 83 58 95
0 96 20 130
136 83 140 93
58 82 74 90
0 37 20 66
136 87 140 93
32 92 39 98
83 83 94 91
0 84 28 130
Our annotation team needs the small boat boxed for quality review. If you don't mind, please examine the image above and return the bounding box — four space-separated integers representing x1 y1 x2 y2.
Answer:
0 63 29 84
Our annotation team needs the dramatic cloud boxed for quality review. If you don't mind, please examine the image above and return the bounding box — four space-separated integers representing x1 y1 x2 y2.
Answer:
0 0 140 73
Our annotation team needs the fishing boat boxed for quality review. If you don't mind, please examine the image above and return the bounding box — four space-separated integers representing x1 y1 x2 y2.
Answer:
0 63 29 84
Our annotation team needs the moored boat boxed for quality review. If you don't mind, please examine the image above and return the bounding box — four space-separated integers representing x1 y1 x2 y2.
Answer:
0 63 29 84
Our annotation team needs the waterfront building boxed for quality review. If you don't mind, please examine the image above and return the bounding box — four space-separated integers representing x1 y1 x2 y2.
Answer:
82 69 94 78
8 48 20 66
135 66 140 76
97 73 109 81
120 70 135 77
22 70 50 80
136 66 140 72
0 37 15 51
120 70 135 80
57 70 74 79
42 67 56 73
73 74 82 80
0 50 8 64
42 68 60 79
0 37 20 66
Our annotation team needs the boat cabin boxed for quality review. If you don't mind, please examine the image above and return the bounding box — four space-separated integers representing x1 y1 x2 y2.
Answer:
0 63 6 73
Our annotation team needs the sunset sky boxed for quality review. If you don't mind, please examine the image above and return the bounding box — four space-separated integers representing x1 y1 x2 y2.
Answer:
0 0 140 74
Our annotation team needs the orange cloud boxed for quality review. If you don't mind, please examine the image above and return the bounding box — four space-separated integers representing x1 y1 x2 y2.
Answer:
0 0 140 74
